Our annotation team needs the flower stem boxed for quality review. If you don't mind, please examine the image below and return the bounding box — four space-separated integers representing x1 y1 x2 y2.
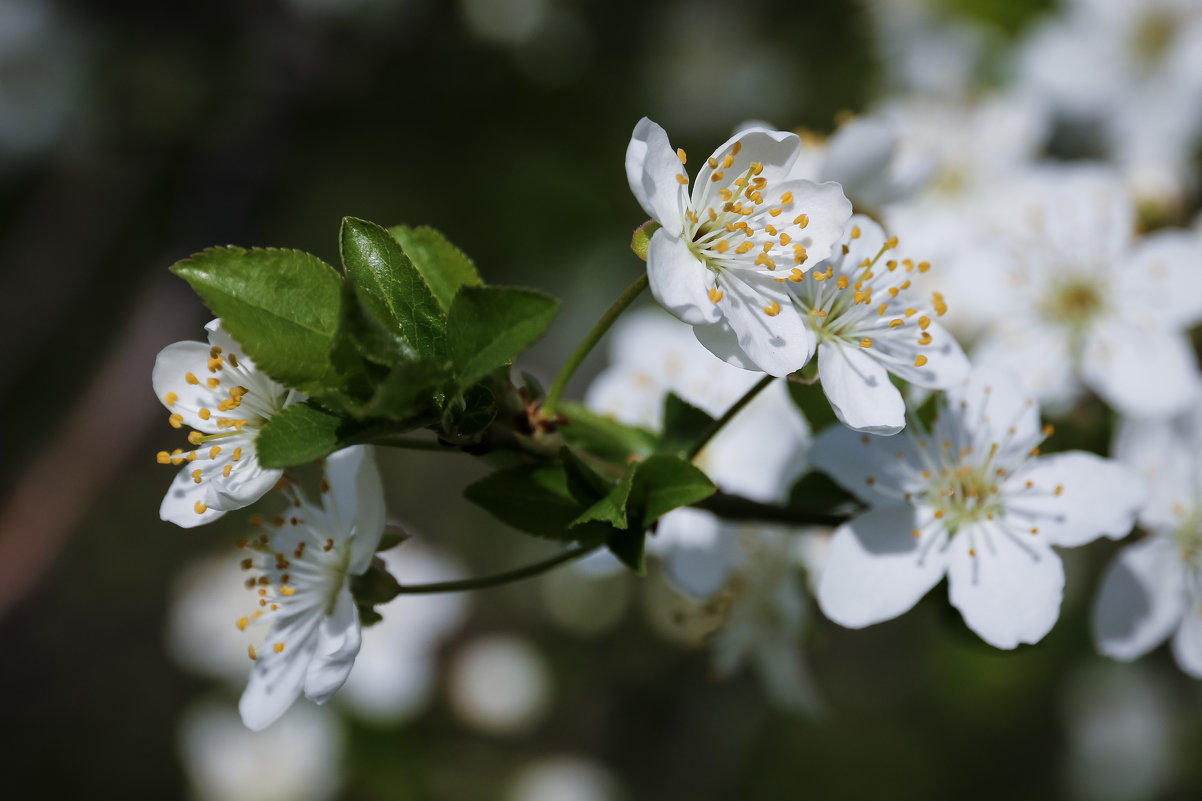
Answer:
541 273 649 418
692 491 850 527
394 544 599 595
686 374 776 460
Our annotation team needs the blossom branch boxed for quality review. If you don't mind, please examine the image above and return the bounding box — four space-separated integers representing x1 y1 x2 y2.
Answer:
690 491 850 528
394 543 600 595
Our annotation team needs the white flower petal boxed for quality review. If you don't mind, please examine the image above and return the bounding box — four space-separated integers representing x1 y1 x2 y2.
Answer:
206 460 282 513
810 423 926 504
160 466 228 528
942 365 1042 455
947 524 1064 649
653 508 738 599
693 127 801 191
817 341 905 435
303 591 362 704
704 381 808 503
717 274 813 377
1093 535 1186 662
1114 412 1198 529
817 507 949 628
1082 326 1199 418
1170 595 1202 679
972 325 1082 413
820 119 897 200
239 630 319 731
625 117 686 232
1122 231 1202 328
325 446 386 574
1007 452 1145 547
152 342 227 434
693 319 759 371
881 320 969 390
646 229 721 327
771 180 853 266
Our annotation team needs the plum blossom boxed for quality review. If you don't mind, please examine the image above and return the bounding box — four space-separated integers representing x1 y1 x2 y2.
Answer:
237 446 386 730
153 319 304 527
780 214 968 435
1093 400 1202 677
625 117 852 376
812 367 1145 649
971 166 1202 416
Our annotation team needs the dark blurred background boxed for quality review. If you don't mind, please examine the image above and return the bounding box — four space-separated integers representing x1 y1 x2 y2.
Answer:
2 0 1200 798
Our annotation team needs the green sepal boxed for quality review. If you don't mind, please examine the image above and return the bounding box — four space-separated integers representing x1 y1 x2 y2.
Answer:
446 285 559 388
389 225 483 313
340 217 447 360
350 555 401 626
607 527 647 574
630 220 660 261
623 454 716 528
658 393 717 456
558 402 658 463
255 402 344 469
170 247 343 395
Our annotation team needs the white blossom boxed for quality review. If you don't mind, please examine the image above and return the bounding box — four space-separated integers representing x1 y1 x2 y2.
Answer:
626 117 852 376
1094 399 1202 677
153 319 304 527
972 166 1202 416
237 446 386 730
812 367 1145 649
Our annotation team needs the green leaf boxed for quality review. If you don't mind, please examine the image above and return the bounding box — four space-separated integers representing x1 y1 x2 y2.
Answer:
440 383 497 439
607 527 647 574
788 470 856 513
464 464 612 542
255 403 343 468
787 379 837 432
350 557 401 606
574 468 634 529
558 402 658 462
658 393 716 455
559 447 615 507
340 217 446 360
389 225 483 313
630 220 660 261
170 247 343 394
333 278 414 371
626 454 716 528
447 285 559 387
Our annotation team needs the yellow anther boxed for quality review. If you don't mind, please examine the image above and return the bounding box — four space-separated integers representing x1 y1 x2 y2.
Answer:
755 253 775 269
677 148 687 164
788 268 805 283
675 173 689 185
884 236 899 249
198 408 211 420
866 477 875 486
825 266 834 279
780 191 793 204
719 188 733 201
191 469 203 484
223 465 233 478
323 538 335 552
185 372 199 385
227 353 239 367
708 288 724 304
206 377 220 389
187 431 203 445
918 316 931 330
156 451 172 464
878 304 889 316
194 501 207 515
836 275 849 290
1054 484 1064 497
886 260 898 270
763 301 781 317
860 337 873 348
918 332 933 345
707 157 718 168
232 447 242 462
732 141 742 156
904 308 917 317
811 309 827 317
900 280 911 290
711 171 725 182
794 213 809 227
765 225 778 236
169 413 184 429
813 270 827 282
768 207 782 217
248 645 258 661
280 585 296 597
889 319 905 328
912 529 921 538
715 240 730 254
164 392 178 407
751 161 763 175
932 292 947 315
236 617 249 631
735 241 755 254
273 643 285 654
850 226 861 239
914 355 928 367
722 154 734 168
889 287 900 298
208 446 222 459
934 510 944 519
918 261 930 273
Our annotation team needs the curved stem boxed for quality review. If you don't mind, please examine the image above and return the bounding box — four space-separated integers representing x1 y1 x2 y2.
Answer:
541 273 649 418
687 374 775 460
692 491 851 527
395 543 599 595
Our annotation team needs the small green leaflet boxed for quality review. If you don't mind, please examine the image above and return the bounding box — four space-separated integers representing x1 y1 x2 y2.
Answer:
389 225 483 313
447 285 559 388
255 403 343 468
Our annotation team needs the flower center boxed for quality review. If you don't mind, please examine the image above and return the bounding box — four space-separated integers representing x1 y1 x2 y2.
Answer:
1041 276 1106 343
922 460 1006 535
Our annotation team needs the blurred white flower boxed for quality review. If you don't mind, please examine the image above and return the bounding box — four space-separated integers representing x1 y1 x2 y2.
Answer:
153 319 304 528
626 118 852 376
237 446 386 731
1062 663 1177 801
813 367 1145 649
448 635 552 734
862 0 991 98
785 214 968 434
1018 0 1202 205
0 0 83 159
178 698 342 801
971 166 1202 417
167 553 262 685
339 543 469 724
1094 398 1202 677
507 755 626 801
